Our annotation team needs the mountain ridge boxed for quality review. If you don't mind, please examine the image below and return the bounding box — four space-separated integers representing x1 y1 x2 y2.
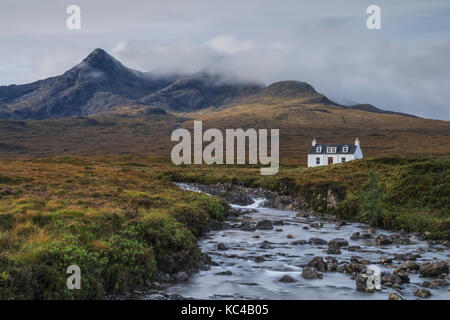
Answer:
0 48 418 120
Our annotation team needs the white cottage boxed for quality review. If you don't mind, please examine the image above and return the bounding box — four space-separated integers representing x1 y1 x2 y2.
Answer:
307 138 363 167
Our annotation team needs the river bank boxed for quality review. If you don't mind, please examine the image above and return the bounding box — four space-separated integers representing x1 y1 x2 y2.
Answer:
131 182 449 300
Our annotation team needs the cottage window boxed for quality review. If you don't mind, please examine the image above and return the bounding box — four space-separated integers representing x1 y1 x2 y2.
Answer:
343 146 349 153
316 157 320 165
327 147 336 153
342 157 346 163
316 146 322 153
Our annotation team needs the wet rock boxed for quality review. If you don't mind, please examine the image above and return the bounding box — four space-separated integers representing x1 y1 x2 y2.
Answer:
301 267 323 279
279 274 296 282
286 234 294 239
240 222 256 232
217 243 229 251
394 252 421 261
296 212 309 218
325 256 338 271
419 261 449 277
414 289 431 298
355 273 375 293
388 292 403 300
350 232 360 240
350 232 372 240
376 234 393 246
393 268 410 283
260 241 274 249
290 240 307 245
309 238 328 245
303 226 309 230
328 238 349 249
347 263 366 274
149 294 167 300
215 271 232 276
307 257 327 271
347 246 361 252
169 294 188 300
398 260 419 271
380 257 393 264
326 247 341 255
310 222 323 229
337 264 348 273
336 221 347 227
173 272 188 282
275 228 283 232
256 220 273 230
381 273 402 285
390 233 411 245
254 256 265 263
273 220 284 226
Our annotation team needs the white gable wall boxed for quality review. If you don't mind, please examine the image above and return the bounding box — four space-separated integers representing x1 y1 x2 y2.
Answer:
354 145 363 159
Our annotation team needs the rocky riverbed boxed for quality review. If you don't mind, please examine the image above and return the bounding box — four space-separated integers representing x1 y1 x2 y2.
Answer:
133 183 449 300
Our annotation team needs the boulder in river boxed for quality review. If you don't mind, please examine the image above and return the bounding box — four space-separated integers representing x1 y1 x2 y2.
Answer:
279 274 296 282
398 260 419 271
419 261 449 277
326 247 341 255
355 273 375 293
215 271 232 276
217 243 229 250
388 292 403 300
290 240 307 245
173 272 188 283
328 238 349 249
309 222 323 229
149 294 168 300
273 220 284 226
240 222 256 232
376 234 393 246
414 289 431 298
301 267 323 279
256 220 273 230
309 238 328 245
347 246 361 252
325 256 338 272
307 257 327 271
381 273 402 285
296 212 309 218
393 268 410 283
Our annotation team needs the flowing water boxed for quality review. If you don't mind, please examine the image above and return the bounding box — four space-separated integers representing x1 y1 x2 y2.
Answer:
163 183 449 300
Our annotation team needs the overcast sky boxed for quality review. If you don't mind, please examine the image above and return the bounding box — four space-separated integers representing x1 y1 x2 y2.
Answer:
0 0 449 120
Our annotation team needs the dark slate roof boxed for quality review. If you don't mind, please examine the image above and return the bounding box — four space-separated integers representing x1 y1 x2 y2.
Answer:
308 144 356 155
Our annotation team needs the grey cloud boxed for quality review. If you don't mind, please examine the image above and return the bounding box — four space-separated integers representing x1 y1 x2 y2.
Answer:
0 0 449 119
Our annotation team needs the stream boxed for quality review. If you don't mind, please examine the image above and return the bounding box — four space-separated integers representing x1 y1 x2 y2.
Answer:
148 183 450 300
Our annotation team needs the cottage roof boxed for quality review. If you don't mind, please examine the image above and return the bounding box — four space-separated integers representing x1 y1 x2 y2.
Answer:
308 144 357 155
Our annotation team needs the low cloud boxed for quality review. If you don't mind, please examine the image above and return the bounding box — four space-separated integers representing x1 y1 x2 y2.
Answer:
0 0 449 119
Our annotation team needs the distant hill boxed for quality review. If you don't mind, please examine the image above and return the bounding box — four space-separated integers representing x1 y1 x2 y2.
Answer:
0 48 417 119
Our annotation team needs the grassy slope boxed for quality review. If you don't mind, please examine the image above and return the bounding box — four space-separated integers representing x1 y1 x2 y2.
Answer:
0 156 229 299
187 97 450 163
0 98 449 164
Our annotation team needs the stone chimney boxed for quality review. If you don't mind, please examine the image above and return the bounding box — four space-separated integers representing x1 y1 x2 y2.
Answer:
312 138 317 147
355 137 360 147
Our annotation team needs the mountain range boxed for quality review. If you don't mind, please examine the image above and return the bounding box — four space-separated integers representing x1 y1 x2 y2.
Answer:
0 48 415 120
0 48 448 162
